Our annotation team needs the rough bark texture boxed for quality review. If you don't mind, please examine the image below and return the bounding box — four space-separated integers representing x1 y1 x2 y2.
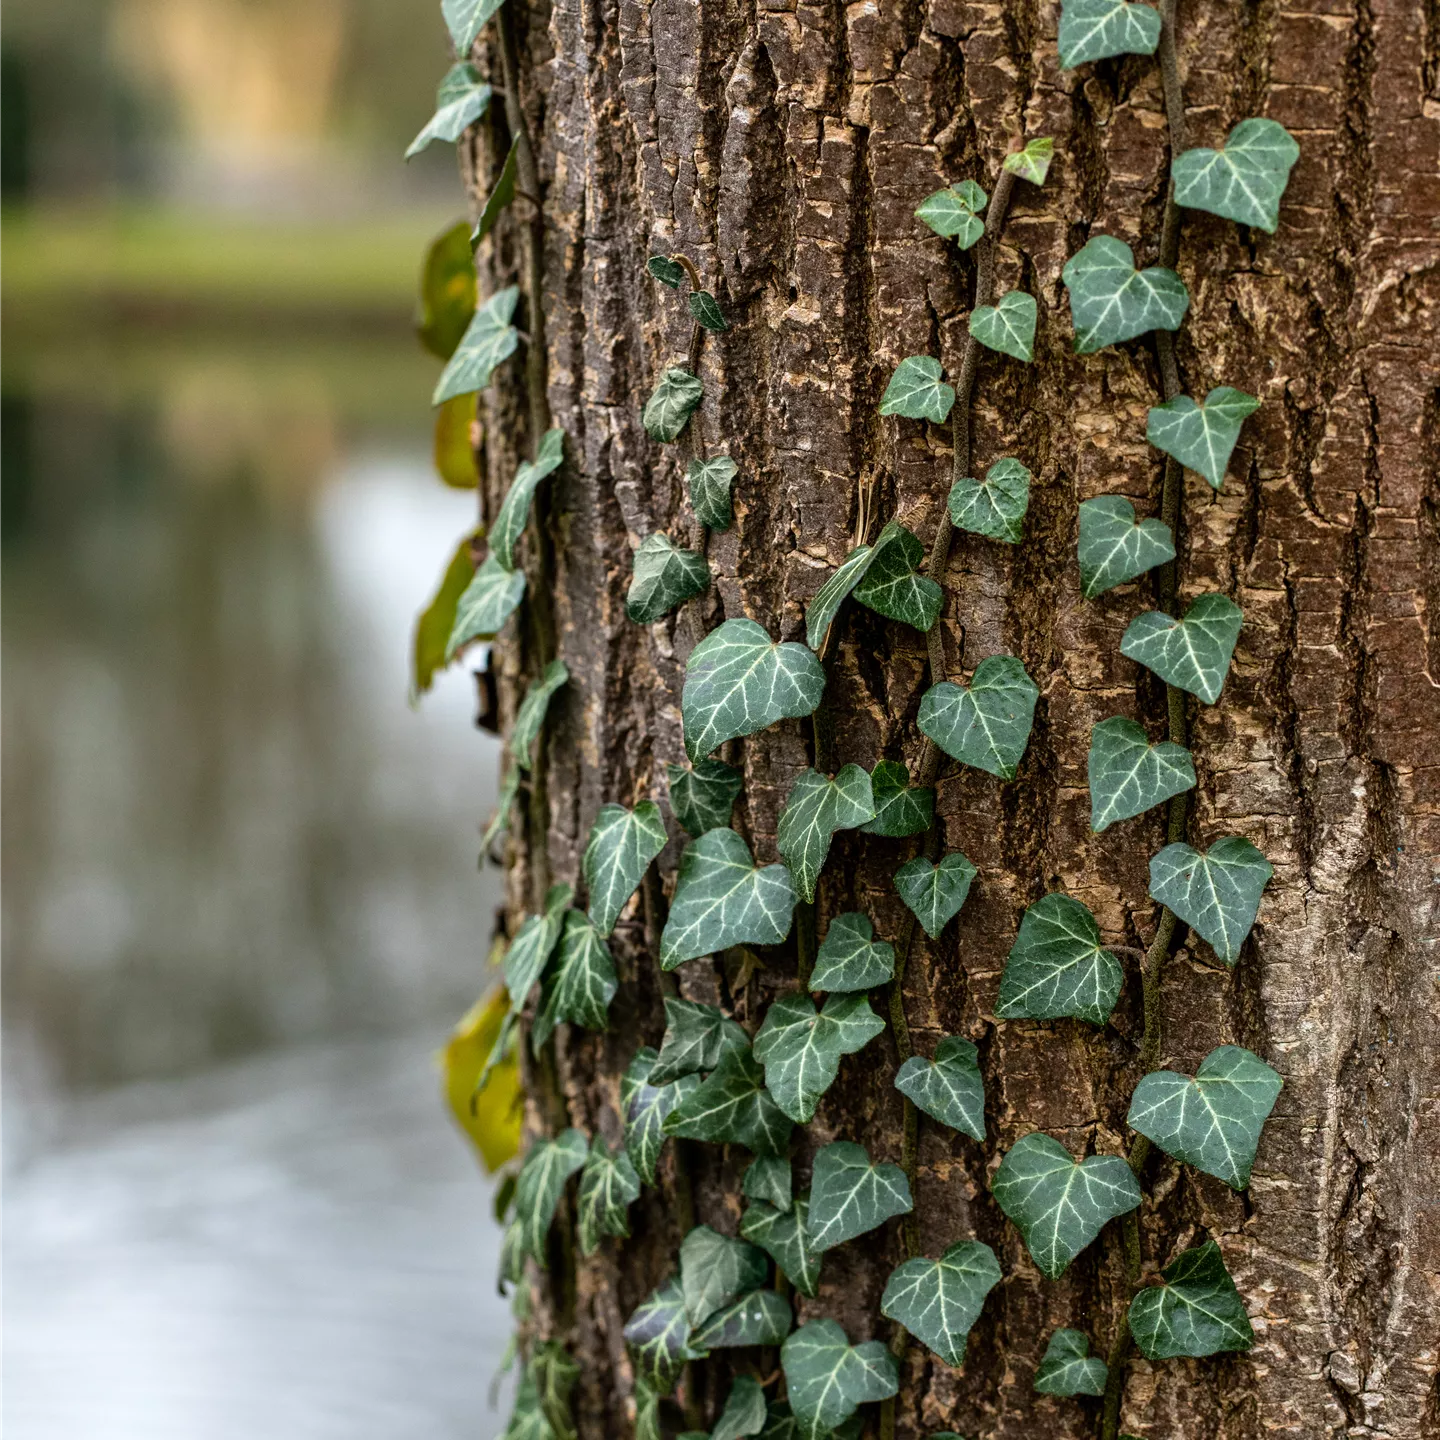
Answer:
463 2 1440 1437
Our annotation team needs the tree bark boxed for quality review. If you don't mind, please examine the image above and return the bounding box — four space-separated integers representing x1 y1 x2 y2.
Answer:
464 2 1440 1436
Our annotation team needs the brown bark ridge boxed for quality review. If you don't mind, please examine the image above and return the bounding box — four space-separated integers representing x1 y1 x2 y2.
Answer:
463 1 1440 1437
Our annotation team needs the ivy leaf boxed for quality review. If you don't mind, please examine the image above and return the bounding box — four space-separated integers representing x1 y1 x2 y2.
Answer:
491 428 566 570
531 1342 580 1440
470 137 518 251
644 367 705 443
501 1369 551 1440
1148 836 1272 965
514 1128 588 1264
533 910 618 1048
1034 1329 1108 1396
433 392 479 486
947 457 1032 544
503 883 573 1014
1076 495 1176 598
894 852 978 939
583 800 667 937
712 1375 768 1440
413 532 477 697
627 533 711 624
1173 118 1300 233
513 659 569 769
647 255 686 288
689 291 730 331
754 992 886 1124
481 761 521 852
406 63 492 159
995 892 1123 1025
1128 1241 1254 1359
499 1219 526 1292
810 912 896 993
682 618 826 760
446 553 526 657
851 526 943 634
969 291 1037 362
879 356 956 423
417 221 476 361
692 1290 794 1349
880 1240 1002 1367
808 1141 914 1252
623 1048 701 1185
915 181 987 247
680 1224 770 1327
666 758 743 838
741 1197 822 1297
893 1037 985 1142
781 1319 899 1437
649 996 750 1085
777 766 877 903
1057 0 1161 68
1062 235 1189 353
743 1154 793 1212
861 760 934 837
1087 716 1196 832
1120 593 1243 704
917 656 1040 779
688 455 737 530
576 1135 641 1254
443 0 505 54
1003 136 1054 186
1147 387 1261 490
434 285 521 404
1128 1044 1282 1189
624 1276 703 1392
663 1047 796 1156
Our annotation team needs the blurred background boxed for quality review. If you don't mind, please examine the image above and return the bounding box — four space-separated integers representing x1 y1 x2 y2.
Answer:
2 0 513 1434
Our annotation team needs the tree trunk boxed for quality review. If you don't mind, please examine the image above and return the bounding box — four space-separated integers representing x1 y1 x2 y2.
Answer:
464 2 1439 1437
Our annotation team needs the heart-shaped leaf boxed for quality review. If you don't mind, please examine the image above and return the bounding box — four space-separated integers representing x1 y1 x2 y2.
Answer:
623 1048 702 1185
777 765 876 903
894 1036 985 1141
712 1376 768 1440
414 528 477 692
689 290 729 331
1033 1329 1107 1396
1128 1240 1254 1359
688 455 737 530
513 660 570 769
879 356 956 423
406 63 492 159
682 618 826 760
443 0 505 53
1058 0 1161 67
754 992 886 1123
741 1196 822 1297
1077 495 1176 598
1088 716 1196 832
810 912 896 993
584 800 667 936
861 760 934 837
1128 1044 1282 1189
808 1140 914 1251
1147 387 1260 490
624 1276 703 1392
969 291 1037 362
666 758 744 837
990 1132 1141 1278
880 1240 1002 1367
504 883 573 1013
647 255 685 287
491 428 566 570
644 366 705 443
1062 235 1189 353
664 1047 795 1156
1173 118 1299 233
576 1135 640 1254
446 553 526 656
514 1127 589 1264
1120 593 1243 704
948 457 1032 544
996 892 1122 1024
533 910 617 1048
434 285 521 403
627 532 710 624
649 996 750 1085
660 827 797 968
851 527 943 633
917 656 1039 778
782 1319 899 1436
692 1290 793 1349
1003 136 1054 185
915 180 987 247
470 137 518 250
894 852 978 939
743 1155 793 1212
531 1342 580 1440
1148 835 1272 965
680 1224 769 1327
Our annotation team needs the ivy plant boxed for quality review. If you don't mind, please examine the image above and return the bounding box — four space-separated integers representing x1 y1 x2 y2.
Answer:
513 660 569 768
776 766 876 902
666 758 744 836
533 909 617 1047
513 1128 588 1264
688 455 737 530
447 555 526 656
1120 593 1243 703
893 852 977 939
880 1240 1002 1367
1172 118 1300 232
1148 835 1272 963
805 521 942 649
503 883 572 1014
583 801 667 936
1087 716 1196 832
893 1036 986 1141
679 1225 768 1326
406 63 491 159
491 428 566 569
1127 1241 1254 1359
807 1141 914 1251
434 285 521 404
692 1290 793 1350
649 997 749 1084
624 1277 703 1392
741 1196 822 1297
995 892 1123 1025
644 368 705 443
781 1320 899 1437
753 991 886 1123
1076 495 1175 598
1003 136 1054 185
916 179 987 246
1062 236 1188 353
1147 387 1260 489
861 761 934 837
948 458 1032 544
443 0 504 53
576 1135 641 1253
743 1155 792 1211
712 1376 767 1440
663 1047 795 1156
917 656 1039 778
879 357 955 423
622 1048 700 1185
1057 0 1161 68
1034 1328 1108 1396
969 291 1037 362
809 913 896 992
627 533 710 624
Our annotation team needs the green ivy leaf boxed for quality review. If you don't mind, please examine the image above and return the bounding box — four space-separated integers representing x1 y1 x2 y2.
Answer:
712 1375 769 1440
1120 593 1243 704
514 1128 588 1264
501 1369 552 1440
533 910 617 1048
879 356 956 423
627 533 711 624
531 1342 580 1440
969 291 1037 362
851 527 943 633
649 997 750 1084
406 63 492 159
647 255 686 288
743 1154 793 1212
434 285 521 404
947 457 1032 544
623 1048 701 1185
682 618 826 760
781 1319 899 1437
1128 1240 1254 1359
692 1290 794 1349
689 291 730 331
446 554 526 657
1147 387 1260 490
1128 1044 1282 1189
666 758 744 839
741 1197 822 1297
644 367 705 443
680 1224 770 1327
576 1135 641 1254
915 181 987 247
1003 136 1054 186
996 892 1122 1025
504 883 573 1014
688 455 737 530
1088 716 1196 832
1062 235 1189 353
777 766 877 903
917 656 1039 779
513 660 569 769
1057 0 1161 67
413 532 477 696
443 0 505 54
1148 835 1272 965
470 136 518 251
893 1037 985 1142
894 852 977 940
499 1218 525 1290
491 428 566 570
583 801 667 937
861 760 934 837
663 1047 795 1156
624 1276 703 1392
810 912 896 993
990 1133 1141 1278
758 1406 864 1440
1173 118 1299 233
1033 1329 1107 1396
1076 495 1175 598
481 760 521 852
808 1140 914 1252
754 992 886 1124
880 1240 1002 1367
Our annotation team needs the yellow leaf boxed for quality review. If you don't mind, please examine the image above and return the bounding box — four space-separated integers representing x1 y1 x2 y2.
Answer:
412 532 478 699
416 220 477 360
443 985 523 1172
433 393 480 488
